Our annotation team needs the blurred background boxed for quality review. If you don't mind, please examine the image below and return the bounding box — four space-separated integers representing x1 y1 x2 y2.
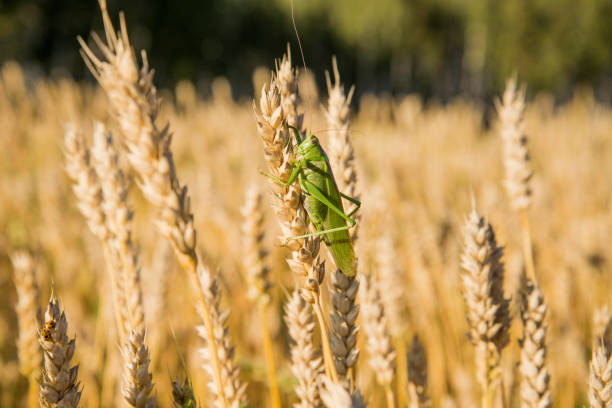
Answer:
2 0 612 103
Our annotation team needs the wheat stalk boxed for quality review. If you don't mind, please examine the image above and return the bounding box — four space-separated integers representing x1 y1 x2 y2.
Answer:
285 290 324 408
460 204 511 408
320 376 367 408
39 291 82 408
407 335 430 408
241 185 281 408
496 76 536 282
360 273 396 408
63 123 128 343
10 251 42 408
79 3 245 406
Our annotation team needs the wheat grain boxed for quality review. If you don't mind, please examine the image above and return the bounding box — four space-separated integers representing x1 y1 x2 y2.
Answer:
519 279 550 408
460 204 511 407
121 329 156 408
329 270 360 377
276 46 304 132
39 291 82 408
589 342 612 407
285 290 324 408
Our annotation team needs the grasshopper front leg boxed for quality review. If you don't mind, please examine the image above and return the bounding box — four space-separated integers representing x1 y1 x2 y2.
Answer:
259 163 302 186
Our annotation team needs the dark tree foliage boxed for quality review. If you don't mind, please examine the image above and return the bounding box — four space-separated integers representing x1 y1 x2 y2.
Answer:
1 0 611 102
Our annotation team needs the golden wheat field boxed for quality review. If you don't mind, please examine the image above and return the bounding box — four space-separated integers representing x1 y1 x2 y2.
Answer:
2 3 612 408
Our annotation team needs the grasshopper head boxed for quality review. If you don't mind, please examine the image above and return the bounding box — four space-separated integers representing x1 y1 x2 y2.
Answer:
296 132 320 158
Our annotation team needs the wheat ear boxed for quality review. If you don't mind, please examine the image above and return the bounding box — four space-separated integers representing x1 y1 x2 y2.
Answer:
63 123 128 343
496 77 536 282
39 291 82 408
325 56 359 243
121 329 156 408
10 251 42 408
285 290 324 408
171 377 197 408
241 185 280 408
460 204 511 408
325 56 361 383
254 61 337 382
360 273 396 408
518 278 550 408
407 335 430 408
589 307 612 407
320 376 367 408
376 234 408 404
79 3 245 406
91 122 145 333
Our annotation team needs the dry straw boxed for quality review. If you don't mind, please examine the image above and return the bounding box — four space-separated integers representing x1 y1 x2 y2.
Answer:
39 292 82 408
79 2 246 406
10 251 42 408
460 205 511 408
360 273 396 408
519 279 550 408
285 290 324 408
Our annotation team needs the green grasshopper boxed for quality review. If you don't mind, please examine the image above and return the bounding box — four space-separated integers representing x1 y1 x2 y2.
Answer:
262 126 360 276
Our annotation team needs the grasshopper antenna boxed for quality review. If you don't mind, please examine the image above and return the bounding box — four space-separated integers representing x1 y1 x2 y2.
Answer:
291 0 313 132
